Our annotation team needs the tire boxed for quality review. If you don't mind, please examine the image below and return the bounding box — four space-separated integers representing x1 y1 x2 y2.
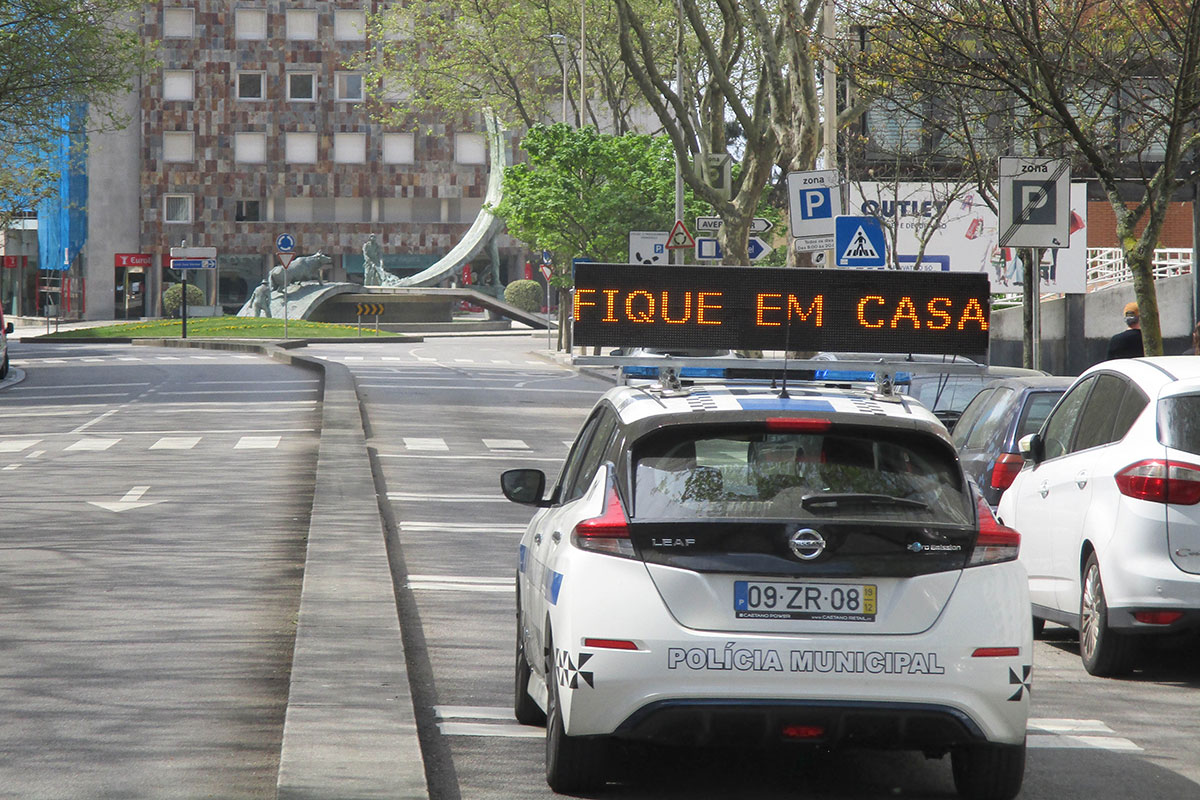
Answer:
1079 553 1137 676
1031 616 1046 639
545 634 608 794
951 742 1026 800
514 605 546 726
0 351 8 380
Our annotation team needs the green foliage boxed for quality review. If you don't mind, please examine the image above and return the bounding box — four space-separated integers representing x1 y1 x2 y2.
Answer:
162 283 206 317
503 279 545 313
0 0 153 226
492 124 704 280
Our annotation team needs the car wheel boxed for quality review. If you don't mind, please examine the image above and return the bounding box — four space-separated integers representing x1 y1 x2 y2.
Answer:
0 351 8 380
545 634 607 794
1031 616 1046 639
514 603 546 726
1080 553 1137 676
951 742 1025 800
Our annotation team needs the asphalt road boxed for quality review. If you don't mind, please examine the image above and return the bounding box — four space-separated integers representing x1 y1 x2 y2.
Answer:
313 333 1200 800
3 332 1198 800
1 341 318 798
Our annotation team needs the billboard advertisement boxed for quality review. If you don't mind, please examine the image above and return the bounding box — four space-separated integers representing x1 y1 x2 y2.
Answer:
847 181 1088 294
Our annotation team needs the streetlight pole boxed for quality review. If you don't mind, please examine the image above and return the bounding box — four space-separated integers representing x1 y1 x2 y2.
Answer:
579 0 587 128
548 34 569 124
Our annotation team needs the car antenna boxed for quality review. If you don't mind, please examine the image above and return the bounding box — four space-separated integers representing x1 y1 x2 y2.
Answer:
779 312 792 399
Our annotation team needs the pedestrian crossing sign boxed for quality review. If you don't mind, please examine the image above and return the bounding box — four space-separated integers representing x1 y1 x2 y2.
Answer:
835 215 887 267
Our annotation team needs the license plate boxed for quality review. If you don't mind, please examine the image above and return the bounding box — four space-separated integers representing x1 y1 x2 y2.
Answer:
733 581 877 621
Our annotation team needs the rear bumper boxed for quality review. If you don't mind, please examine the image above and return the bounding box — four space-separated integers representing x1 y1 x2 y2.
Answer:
614 698 986 752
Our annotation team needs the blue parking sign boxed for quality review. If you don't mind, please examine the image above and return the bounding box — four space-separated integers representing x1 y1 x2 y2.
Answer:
799 187 833 220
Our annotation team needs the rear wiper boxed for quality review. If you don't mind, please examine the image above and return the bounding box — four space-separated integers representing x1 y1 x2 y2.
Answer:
801 493 930 511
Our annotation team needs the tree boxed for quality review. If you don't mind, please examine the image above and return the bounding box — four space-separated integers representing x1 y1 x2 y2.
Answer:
0 0 151 226
852 0 1200 356
360 0 667 134
613 0 871 265
490 124 700 343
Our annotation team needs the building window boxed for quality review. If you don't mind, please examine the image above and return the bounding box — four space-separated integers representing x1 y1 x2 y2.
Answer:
286 132 318 164
235 200 262 222
336 72 364 102
287 9 318 40
165 194 193 223
383 8 411 40
283 197 314 223
335 198 366 222
383 132 415 164
234 132 267 163
237 72 265 101
163 8 194 38
334 9 366 41
381 76 411 102
333 132 366 164
162 131 194 162
287 72 316 102
456 133 486 165
163 70 194 101
236 9 267 40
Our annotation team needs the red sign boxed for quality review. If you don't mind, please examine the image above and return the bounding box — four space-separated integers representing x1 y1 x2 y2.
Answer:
462 265 473 285
524 261 533 280
665 220 695 249
3 255 27 269
539 264 553 281
114 253 151 268
277 252 295 268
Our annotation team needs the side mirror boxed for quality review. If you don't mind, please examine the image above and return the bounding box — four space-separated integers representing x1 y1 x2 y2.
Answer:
1018 433 1044 464
4 322 11 334
501 469 549 506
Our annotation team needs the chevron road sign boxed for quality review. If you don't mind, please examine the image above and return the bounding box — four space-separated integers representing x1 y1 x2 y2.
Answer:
356 303 384 316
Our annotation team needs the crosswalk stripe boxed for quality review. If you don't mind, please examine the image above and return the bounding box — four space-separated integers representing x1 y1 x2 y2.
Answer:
483 438 529 450
404 437 449 451
436 705 516 720
0 440 42 453
438 722 543 739
150 436 201 450
388 492 508 503
1028 718 1112 733
1027 734 1141 751
65 438 120 451
234 435 281 449
399 521 527 533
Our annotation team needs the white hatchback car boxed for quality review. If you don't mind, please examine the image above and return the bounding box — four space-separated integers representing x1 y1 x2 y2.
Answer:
997 356 1200 676
503 378 1031 798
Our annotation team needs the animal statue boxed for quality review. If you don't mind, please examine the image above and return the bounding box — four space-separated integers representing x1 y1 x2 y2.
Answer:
269 251 333 292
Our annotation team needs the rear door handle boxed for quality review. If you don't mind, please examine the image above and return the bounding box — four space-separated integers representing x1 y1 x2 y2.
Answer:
551 531 562 544
1038 480 1049 499
1075 470 1089 489
533 533 542 545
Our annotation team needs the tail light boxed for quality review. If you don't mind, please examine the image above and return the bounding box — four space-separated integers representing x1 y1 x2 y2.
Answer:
1132 611 1184 625
968 495 1020 566
572 482 635 557
1115 459 1200 505
766 417 832 433
989 452 1025 491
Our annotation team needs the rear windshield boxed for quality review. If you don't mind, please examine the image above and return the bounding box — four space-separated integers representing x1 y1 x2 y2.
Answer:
632 425 972 524
1159 395 1200 455
904 375 989 413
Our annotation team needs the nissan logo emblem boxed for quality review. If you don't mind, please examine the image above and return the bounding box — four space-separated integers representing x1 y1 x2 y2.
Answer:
789 528 826 561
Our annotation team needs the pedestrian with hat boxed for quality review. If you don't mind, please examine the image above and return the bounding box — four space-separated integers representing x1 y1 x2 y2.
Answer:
1106 301 1144 359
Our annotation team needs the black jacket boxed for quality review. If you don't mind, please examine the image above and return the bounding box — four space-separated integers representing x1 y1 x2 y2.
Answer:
1106 328 1144 359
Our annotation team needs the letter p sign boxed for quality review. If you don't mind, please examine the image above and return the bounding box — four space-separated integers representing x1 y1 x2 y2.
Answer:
801 188 832 220
1013 180 1056 225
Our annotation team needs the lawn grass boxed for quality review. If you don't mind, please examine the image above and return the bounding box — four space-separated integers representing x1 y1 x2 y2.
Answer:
37 316 400 339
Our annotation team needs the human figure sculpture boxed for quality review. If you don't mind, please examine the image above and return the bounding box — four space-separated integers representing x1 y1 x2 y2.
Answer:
250 280 272 317
362 234 404 286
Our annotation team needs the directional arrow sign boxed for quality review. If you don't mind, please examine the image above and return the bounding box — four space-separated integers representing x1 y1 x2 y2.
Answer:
89 485 166 513
693 217 773 235
747 236 773 260
695 237 773 262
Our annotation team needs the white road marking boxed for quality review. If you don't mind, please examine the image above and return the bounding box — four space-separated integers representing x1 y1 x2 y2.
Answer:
356 384 599 394
117 357 142 361
27 450 44 458
1028 718 1112 733
379 453 563 462
404 437 449 451
408 575 512 592
65 438 120 451
483 438 529 450
399 521 528 533
234 436 281 449
150 437 201 450
344 356 364 361
436 705 516 720
1027 734 1141 751
388 492 508 503
88 485 166 513
70 408 120 434
491 359 512 364
3 464 18 471
0 440 41 452
454 358 473 363
437 722 543 739
155 356 181 361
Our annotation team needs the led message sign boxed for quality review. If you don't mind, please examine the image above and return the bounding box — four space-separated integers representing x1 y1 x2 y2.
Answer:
573 263 990 356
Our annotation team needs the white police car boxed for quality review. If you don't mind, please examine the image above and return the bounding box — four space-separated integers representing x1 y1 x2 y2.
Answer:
502 372 1031 799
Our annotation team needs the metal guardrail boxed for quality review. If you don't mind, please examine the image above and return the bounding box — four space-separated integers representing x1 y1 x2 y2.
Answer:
994 247 1194 304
